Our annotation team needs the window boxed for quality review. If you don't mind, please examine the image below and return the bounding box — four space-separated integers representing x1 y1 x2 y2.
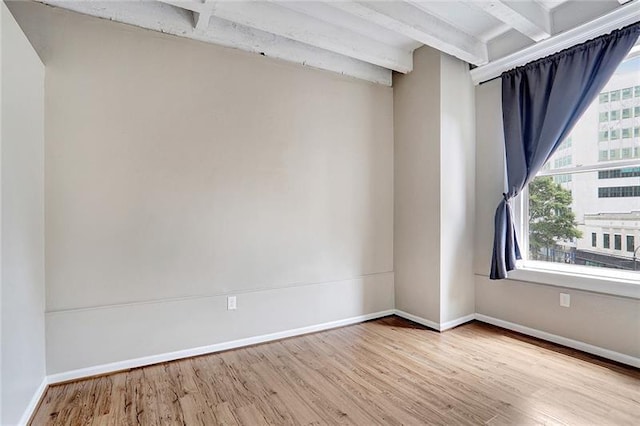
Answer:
598 186 640 198
610 110 620 120
598 167 640 179
636 86 640 97
553 174 572 184
557 137 572 150
627 235 635 253
554 155 572 168
610 90 620 101
524 52 640 274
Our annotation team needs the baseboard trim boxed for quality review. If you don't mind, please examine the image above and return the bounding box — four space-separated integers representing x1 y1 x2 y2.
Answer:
47 309 395 384
440 313 476 331
392 310 476 332
475 314 640 368
393 310 440 330
18 377 48 426
44 309 639 386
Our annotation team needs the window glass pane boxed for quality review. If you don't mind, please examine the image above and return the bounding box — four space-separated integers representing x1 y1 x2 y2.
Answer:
636 86 640 97
528 53 640 272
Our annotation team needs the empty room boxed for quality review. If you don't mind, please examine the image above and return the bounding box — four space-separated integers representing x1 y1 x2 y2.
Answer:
1 0 639 424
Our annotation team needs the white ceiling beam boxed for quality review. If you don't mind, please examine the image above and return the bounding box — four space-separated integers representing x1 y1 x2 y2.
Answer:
470 0 640 84
160 0 413 72
193 0 214 31
41 0 392 85
331 1 488 65
471 1 551 41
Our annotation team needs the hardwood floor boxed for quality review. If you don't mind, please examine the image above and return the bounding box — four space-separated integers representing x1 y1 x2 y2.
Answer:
31 317 640 425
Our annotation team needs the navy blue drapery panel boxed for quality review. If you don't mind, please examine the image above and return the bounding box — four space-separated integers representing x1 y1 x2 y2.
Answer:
490 23 640 280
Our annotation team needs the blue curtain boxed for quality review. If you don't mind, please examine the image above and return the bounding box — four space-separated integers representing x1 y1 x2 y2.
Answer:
490 23 640 280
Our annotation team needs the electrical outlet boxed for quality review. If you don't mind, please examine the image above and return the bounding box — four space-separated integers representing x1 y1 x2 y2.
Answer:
227 296 237 310
560 293 570 308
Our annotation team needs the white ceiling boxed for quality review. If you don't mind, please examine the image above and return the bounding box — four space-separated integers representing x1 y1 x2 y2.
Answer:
38 1 632 85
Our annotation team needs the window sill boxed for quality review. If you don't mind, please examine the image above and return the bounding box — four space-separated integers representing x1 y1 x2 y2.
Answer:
508 261 640 299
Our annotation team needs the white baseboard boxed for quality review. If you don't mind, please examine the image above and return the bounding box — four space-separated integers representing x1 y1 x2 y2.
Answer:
393 310 475 331
475 314 640 368
47 309 395 384
18 377 48 426
393 310 440 330
440 313 476 331
45 309 639 386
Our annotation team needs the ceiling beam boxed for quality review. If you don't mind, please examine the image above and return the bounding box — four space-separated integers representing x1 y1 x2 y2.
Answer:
330 1 488 65
193 0 213 31
471 1 551 42
470 0 640 84
160 0 413 72
42 0 392 85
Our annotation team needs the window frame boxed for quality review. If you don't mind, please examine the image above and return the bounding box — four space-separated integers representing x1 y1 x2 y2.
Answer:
508 48 640 298
512 157 640 297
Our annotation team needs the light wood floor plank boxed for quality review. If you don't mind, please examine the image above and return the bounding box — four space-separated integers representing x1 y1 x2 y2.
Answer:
30 317 640 425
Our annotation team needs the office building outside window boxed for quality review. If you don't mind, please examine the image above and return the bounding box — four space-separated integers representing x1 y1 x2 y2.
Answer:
526 51 640 272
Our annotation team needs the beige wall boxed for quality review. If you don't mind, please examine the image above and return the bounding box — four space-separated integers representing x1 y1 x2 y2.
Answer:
9 1 394 374
393 46 442 322
439 53 475 324
393 47 475 326
0 2 46 423
474 79 640 358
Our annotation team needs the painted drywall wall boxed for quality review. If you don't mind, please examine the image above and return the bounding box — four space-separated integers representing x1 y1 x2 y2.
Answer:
8 1 394 374
393 47 476 326
439 54 475 324
474 79 640 358
0 2 46 424
393 46 442 323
